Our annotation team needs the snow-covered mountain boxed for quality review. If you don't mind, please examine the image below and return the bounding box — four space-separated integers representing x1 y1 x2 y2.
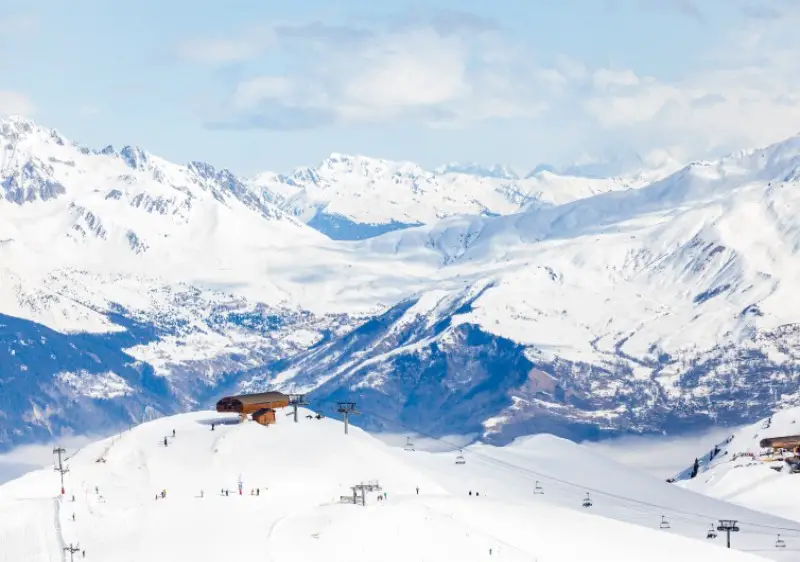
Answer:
3 114 800 454
0 409 793 561
250 153 655 240
246 133 800 443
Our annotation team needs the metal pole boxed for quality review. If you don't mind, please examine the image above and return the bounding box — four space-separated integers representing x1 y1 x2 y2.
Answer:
344 412 349 434
54 447 68 495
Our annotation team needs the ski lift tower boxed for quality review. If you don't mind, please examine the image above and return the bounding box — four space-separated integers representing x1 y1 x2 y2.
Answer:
337 402 359 435
53 447 69 495
63 544 80 562
717 520 740 549
288 394 309 423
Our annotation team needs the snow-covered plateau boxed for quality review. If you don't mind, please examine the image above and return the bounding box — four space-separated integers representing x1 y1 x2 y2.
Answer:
2 114 800 450
0 409 793 561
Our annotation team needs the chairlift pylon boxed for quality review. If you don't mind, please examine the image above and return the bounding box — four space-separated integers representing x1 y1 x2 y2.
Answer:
533 480 544 495
706 523 718 539
455 450 466 465
404 437 415 452
582 492 592 508
776 534 786 548
660 515 670 529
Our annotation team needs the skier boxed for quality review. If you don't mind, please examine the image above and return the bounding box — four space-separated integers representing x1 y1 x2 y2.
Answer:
416 486 419 495
200 490 204 498
211 423 215 431
172 429 176 438
72 513 76 521
164 437 168 447
256 488 260 496
82 550 85 558
489 548 492 555
469 490 472 496
476 492 480 497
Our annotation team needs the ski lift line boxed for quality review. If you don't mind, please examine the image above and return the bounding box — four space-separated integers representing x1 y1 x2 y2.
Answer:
336 403 800 535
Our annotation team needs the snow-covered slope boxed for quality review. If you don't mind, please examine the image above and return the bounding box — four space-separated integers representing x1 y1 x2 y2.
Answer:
250 153 654 240
0 410 790 561
676 406 800 524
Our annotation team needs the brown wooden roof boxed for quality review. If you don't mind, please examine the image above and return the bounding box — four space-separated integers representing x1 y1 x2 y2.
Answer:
759 435 800 449
224 391 288 404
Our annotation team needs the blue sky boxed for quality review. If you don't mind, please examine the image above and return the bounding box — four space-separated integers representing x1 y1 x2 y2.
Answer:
1 0 798 175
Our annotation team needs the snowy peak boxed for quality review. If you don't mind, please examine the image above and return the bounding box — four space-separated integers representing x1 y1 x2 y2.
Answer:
0 117 320 263
0 115 68 147
250 153 659 240
436 162 520 180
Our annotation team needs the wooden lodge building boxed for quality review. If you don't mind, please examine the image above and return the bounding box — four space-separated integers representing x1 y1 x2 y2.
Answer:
215 391 291 426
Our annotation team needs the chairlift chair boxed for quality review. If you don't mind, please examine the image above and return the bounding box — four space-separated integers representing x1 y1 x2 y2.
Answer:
533 481 544 495
776 534 786 549
455 450 466 465
660 516 670 530
404 437 415 452
706 524 718 539
582 493 592 508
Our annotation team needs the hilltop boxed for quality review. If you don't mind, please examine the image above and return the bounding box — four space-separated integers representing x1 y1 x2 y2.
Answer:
0 410 792 561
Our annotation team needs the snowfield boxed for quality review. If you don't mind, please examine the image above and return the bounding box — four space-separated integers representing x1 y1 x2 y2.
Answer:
0 410 797 562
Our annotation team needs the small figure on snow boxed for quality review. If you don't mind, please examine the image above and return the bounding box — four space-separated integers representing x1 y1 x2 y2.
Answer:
469 490 472 496
200 490 204 498
211 423 215 431
164 437 168 447
416 486 419 495
172 429 176 438
256 488 260 496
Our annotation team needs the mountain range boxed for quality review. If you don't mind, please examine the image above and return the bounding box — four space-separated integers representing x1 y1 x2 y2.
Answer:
1 114 800 451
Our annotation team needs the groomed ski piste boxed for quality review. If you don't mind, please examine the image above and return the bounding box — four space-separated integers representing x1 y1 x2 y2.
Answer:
0 409 797 562
678 406 800 527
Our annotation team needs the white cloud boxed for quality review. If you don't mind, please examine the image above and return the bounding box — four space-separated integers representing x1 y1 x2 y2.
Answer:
200 13 548 130
79 104 101 116
582 425 739 479
192 7 800 167
177 32 273 64
0 90 35 116
232 77 295 110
